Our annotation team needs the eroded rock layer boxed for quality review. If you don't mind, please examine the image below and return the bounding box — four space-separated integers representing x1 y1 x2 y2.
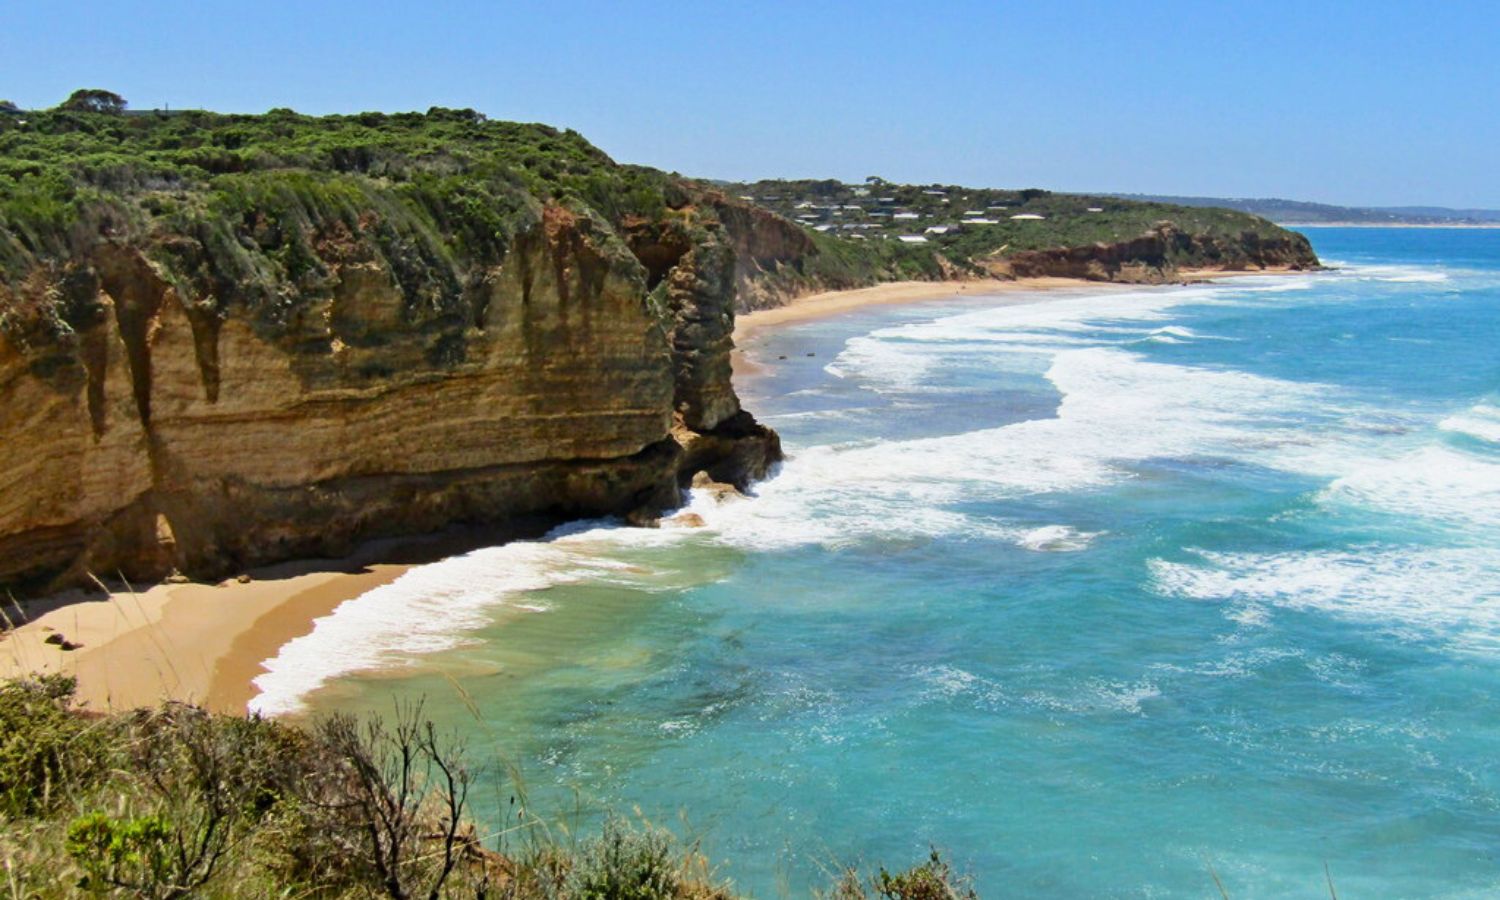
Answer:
986 223 1318 282
0 204 780 590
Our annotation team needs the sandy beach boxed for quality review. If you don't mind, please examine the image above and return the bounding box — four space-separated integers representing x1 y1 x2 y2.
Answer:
732 277 1091 340
2 271 1274 715
0 557 412 714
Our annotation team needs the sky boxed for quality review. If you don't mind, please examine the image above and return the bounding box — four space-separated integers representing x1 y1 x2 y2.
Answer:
5 1 1498 208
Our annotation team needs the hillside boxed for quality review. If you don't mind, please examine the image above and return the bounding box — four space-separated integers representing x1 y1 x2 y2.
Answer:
717 178 1318 308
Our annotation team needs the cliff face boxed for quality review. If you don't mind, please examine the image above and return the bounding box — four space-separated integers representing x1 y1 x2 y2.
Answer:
0 202 779 591
974 223 1316 282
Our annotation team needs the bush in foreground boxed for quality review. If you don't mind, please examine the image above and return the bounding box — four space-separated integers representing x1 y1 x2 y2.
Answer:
0 676 967 898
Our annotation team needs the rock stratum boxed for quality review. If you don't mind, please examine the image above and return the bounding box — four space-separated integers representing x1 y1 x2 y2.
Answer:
0 109 799 591
1 202 787 591
987 222 1317 282
0 106 1316 592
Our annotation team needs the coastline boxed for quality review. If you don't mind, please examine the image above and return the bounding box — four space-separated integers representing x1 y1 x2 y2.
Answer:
0 522 557 714
0 557 411 714
3 268 1295 716
733 277 1083 341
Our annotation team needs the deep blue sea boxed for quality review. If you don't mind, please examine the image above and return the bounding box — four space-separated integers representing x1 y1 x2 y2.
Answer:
253 228 1500 897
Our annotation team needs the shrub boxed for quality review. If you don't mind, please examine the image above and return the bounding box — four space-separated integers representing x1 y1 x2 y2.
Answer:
569 819 684 900
66 811 187 898
824 850 978 900
0 675 110 816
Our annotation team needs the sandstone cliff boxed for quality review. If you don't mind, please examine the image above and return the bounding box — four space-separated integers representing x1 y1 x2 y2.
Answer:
0 124 780 590
984 222 1318 282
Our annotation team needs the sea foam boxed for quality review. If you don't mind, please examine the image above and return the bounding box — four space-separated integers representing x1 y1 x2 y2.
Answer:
1151 547 1500 653
1440 403 1500 444
249 525 695 715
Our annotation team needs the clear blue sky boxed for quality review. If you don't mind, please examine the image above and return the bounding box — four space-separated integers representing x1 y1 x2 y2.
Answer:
6 1 1497 207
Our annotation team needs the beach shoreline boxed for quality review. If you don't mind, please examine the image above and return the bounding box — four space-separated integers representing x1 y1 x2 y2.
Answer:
0 521 557 715
2 268 1299 716
0 555 413 715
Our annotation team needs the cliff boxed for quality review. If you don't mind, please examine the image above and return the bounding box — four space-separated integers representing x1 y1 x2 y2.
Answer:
0 110 781 591
985 221 1318 282
0 108 1316 592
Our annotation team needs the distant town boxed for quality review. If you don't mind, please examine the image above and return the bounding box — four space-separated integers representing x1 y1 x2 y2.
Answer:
717 178 1500 236
718 178 1094 245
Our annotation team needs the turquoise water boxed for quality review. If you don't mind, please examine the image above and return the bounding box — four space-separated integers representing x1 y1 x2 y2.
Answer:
255 228 1500 897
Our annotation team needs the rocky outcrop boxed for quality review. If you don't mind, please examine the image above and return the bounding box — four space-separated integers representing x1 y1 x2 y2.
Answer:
985 222 1320 283
705 196 826 313
0 203 781 592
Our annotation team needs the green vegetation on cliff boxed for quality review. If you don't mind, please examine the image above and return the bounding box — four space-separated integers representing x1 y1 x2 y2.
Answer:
0 102 696 349
0 676 974 898
1 96 1317 351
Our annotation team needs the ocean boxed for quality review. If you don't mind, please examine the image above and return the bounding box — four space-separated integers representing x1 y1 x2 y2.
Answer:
250 228 1500 897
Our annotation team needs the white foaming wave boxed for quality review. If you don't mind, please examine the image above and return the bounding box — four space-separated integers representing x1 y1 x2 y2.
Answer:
1137 329 1227 345
1440 403 1500 444
1150 547 1500 653
914 664 983 699
1014 525 1102 552
677 467 1056 553
832 336 940 392
1045 347 1332 466
1142 324 1236 344
248 523 699 716
1353 265 1450 284
1153 325 1197 339
1320 445 1500 531
828 289 1188 395
829 277 1316 394
682 347 1329 559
